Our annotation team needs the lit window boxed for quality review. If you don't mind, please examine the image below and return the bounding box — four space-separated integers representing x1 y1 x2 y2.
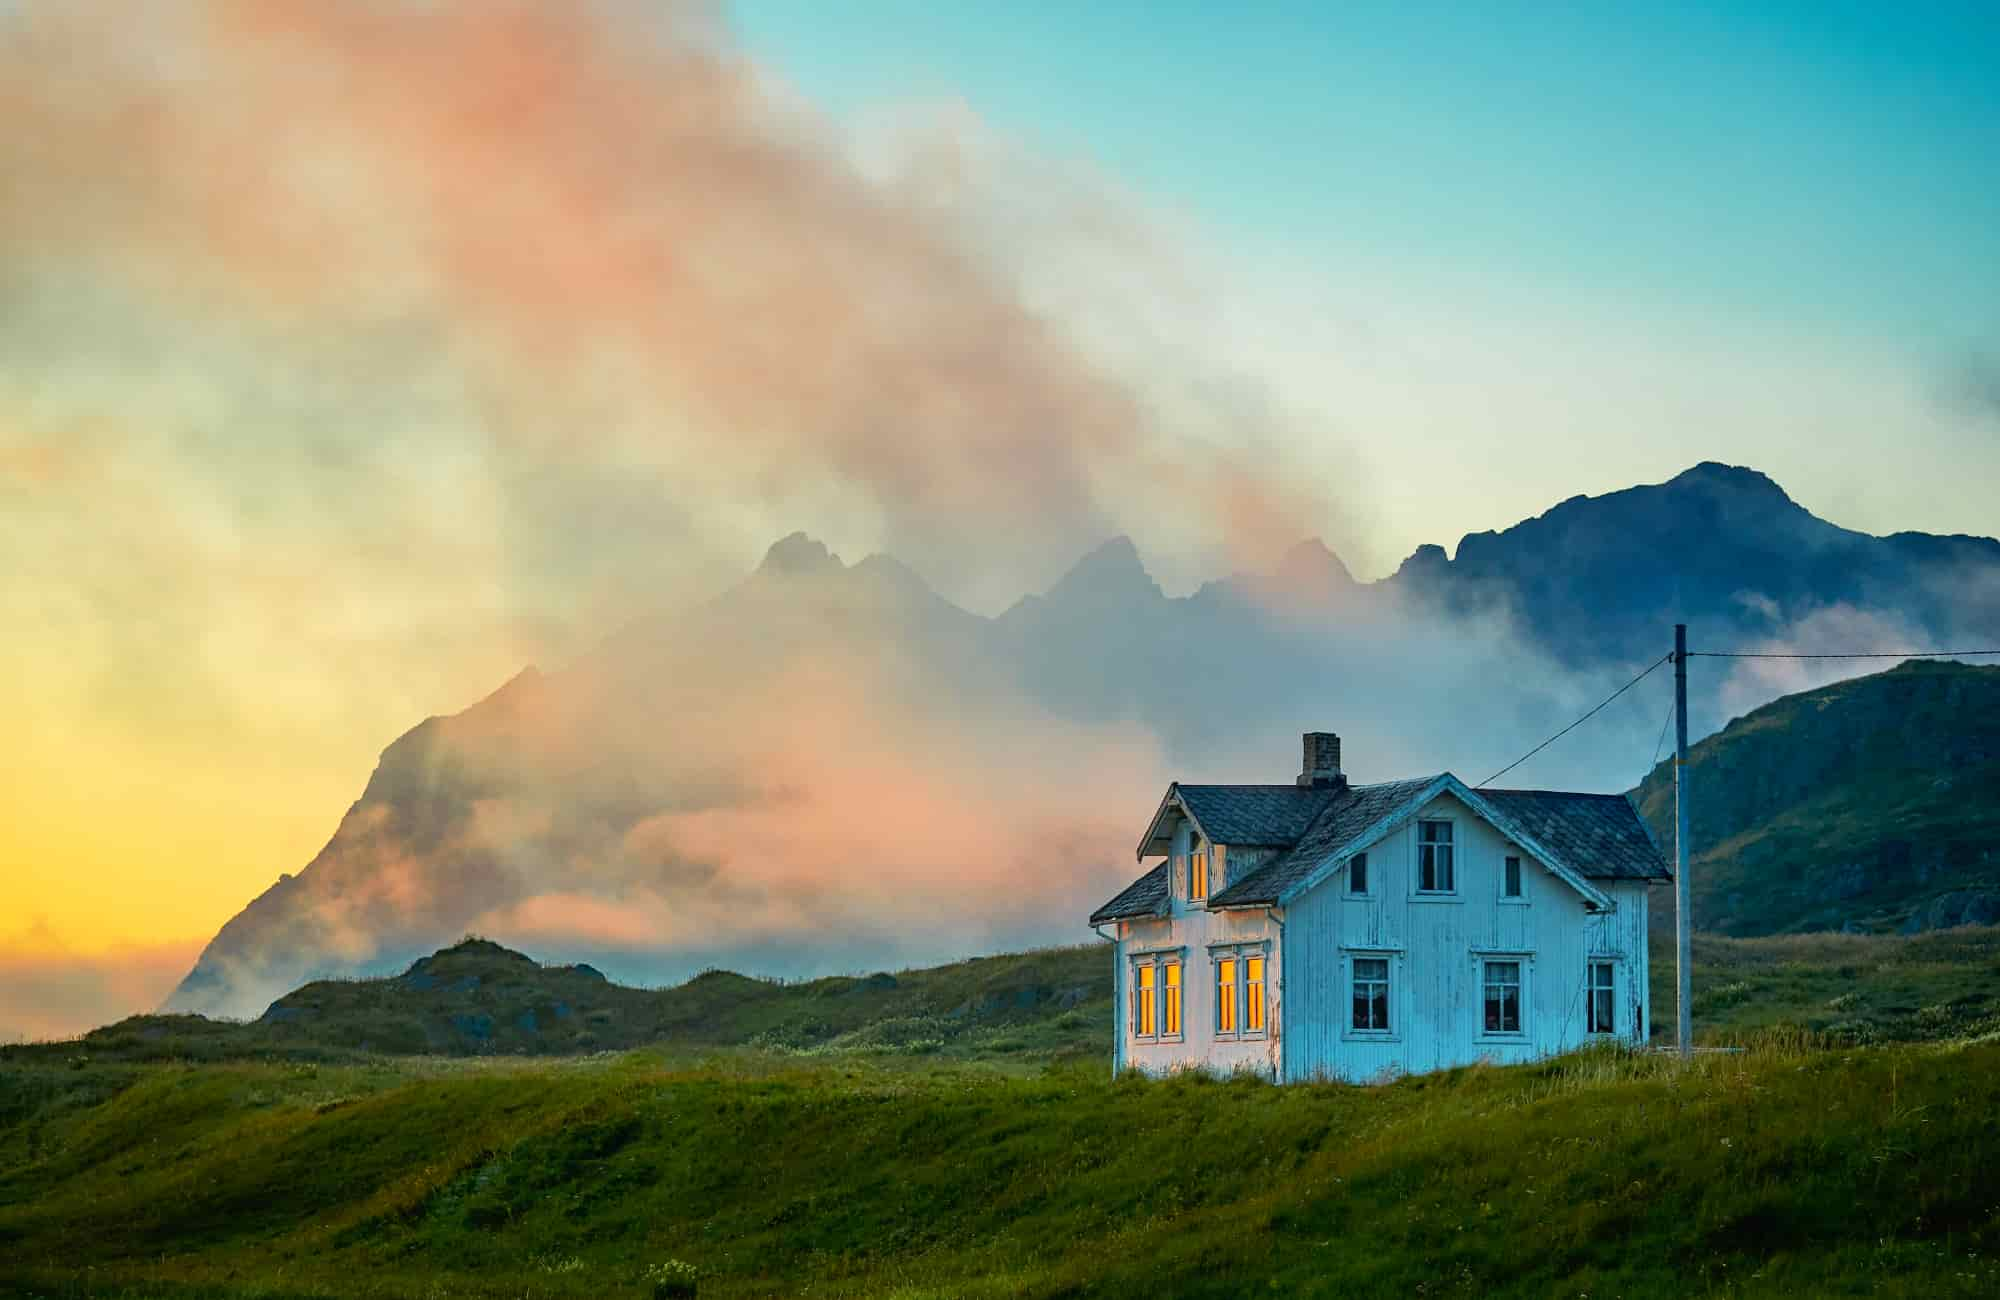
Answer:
1352 957 1390 1031
1503 855 1522 899
1245 955 1266 1032
1418 821 1455 892
1483 960 1522 1034
1133 962 1157 1039
1215 956 1237 1034
1588 962 1615 1034
1349 853 1369 895
1189 839 1208 901
1163 960 1182 1036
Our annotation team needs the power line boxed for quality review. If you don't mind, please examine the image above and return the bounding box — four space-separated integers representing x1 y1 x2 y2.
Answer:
1476 642 1998 791
1688 649 2000 659
1478 654 1671 789
1648 684 1676 771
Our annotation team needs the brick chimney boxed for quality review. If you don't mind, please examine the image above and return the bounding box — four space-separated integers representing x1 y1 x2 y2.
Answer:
1298 731 1344 788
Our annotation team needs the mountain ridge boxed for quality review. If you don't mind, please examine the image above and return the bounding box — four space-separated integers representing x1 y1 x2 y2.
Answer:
162 463 2000 1018
1633 658 2000 936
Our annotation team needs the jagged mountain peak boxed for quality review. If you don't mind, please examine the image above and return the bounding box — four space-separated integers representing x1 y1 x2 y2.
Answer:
1667 460 1795 502
1273 537 1356 588
851 551 931 591
1392 541 1452 581
1041 535 1162 606
758 531 845 578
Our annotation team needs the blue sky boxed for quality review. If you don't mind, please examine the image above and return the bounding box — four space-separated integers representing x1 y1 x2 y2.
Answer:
728 2 2000 574
731 1 1997 343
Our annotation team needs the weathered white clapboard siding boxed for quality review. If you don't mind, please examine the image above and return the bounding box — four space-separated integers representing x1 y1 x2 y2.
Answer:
1114 820 1283 1078
1283 790 1649 1082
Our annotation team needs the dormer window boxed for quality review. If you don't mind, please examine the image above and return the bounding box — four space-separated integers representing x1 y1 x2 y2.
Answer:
1188 836 1209 901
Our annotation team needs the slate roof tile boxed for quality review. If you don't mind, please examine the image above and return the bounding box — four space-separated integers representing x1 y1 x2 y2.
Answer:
1088 861 1169 924
1090 774 1667 922
1206 776 1442 906
1478 789 1668 882
1174 784 1331 844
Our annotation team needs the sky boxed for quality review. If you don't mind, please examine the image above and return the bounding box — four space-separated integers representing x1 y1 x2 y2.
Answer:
1 0 1996 1036
732 0 2000 548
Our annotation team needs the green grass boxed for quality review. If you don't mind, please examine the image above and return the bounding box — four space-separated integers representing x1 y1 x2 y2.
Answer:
1647 925 2000 1045
7 929 2000 1295
3 1041 1999 1298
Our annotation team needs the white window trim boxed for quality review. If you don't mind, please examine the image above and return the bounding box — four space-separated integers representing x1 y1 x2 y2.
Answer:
1498 852 1529 906
1208 941 1271 1041
1586 958 1619 1037
1128 949 1186 1045
1341 946 1402 1042
1412 818 1460 900
1474 951 1532 1042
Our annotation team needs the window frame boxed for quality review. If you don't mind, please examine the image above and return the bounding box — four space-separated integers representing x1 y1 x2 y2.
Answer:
1415 819 1458 897
1587 960 1617 1036
1500 853 1526 904
1347 851 1372 898
1214 952 1238 1036
1341 947 1401 1041
1128 949 1185 1044
1477 955 1529 1040
1208 941 1272 1041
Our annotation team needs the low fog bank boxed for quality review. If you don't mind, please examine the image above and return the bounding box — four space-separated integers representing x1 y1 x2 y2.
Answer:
0 939 203 1043
159 530 1968 1023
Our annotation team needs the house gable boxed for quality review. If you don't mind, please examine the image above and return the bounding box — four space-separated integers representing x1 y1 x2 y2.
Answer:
1134 785 1207 860
1273 774 1615 912
1098 771 1662 923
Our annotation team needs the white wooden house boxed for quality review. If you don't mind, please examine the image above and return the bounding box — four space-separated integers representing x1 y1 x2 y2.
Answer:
1089 732 1669 1081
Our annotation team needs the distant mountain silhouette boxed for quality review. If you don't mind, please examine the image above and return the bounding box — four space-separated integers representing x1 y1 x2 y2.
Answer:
1389 462 2000 664
164 464 2000 1018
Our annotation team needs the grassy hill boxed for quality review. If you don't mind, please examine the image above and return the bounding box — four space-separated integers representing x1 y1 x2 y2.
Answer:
15 922 2000 1073
1633 660 2000 936
14 938 1111 1067
1646 926 2000 1045
3 1039 1998 1297
9 931 2000 1294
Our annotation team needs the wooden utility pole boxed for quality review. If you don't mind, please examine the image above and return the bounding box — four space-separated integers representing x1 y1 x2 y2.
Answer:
1674 623 1692 1059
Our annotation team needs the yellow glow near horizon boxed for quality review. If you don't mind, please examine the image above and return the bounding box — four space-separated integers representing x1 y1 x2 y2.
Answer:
0 715 375 954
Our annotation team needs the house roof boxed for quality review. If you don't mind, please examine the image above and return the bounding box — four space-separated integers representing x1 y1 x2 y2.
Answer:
1476 789 1667 883
1093 773 1668 923
1206 776 1440 906
1088 860 1169 925
1175 785 1332 845
1134 782 1332 857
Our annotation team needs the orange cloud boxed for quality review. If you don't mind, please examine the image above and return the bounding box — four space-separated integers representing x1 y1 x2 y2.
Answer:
0 0 1346 1018
1 0 1332 601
